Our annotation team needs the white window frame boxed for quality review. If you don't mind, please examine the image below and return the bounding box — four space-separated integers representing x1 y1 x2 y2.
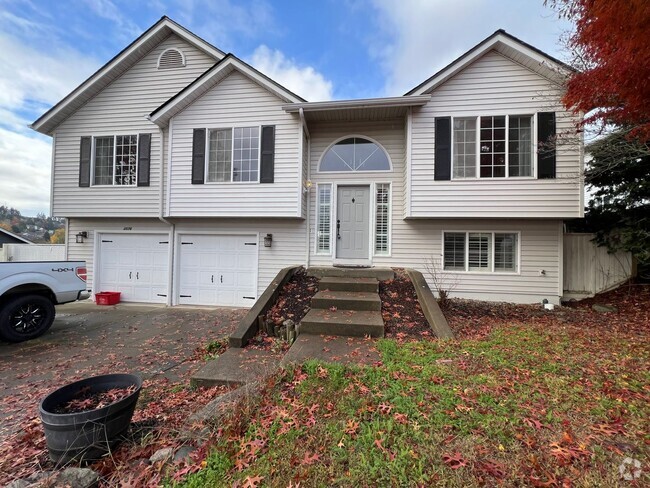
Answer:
91 134 138 187
449 113 537 180
441 230 521 274
317 134 393 174
373 182 391 256
204 125 262 184
315 183 333 255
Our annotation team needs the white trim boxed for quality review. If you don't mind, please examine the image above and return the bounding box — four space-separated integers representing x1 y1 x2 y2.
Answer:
314 183 333 256
441 230 521 275
204 125 262 184
558 221 564 298
282 95 431 113
449 114 536 181
93 230 171 301
407 33 569 96
31 17 225 134
166 117 174 216
373 182 392 257
64 218 69 260
50 133 56 216
317 134 393 174
157 48 186 69
150 57 304 127
405 108 412 218
297 118 304 218
173 231 259 307
90 134 139 187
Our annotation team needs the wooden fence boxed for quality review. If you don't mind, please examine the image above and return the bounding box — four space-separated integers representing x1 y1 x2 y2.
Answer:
563 233 634 298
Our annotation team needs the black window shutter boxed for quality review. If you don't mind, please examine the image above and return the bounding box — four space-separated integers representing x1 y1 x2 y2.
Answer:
537 112 556 179
192 128 206 184
79 136 92 187
137 133 151 187
434 117 451 181
260 125 275 183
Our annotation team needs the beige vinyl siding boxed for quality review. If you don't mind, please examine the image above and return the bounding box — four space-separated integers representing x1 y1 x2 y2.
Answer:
173 220 306 297
68 217 306 300
307 118 405 261
67 218 172 292
52 35 216 218
307 119 562 304
410 50 582 218
168 71 302 217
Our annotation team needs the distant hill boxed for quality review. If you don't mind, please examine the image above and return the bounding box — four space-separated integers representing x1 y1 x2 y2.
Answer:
0 205 65 244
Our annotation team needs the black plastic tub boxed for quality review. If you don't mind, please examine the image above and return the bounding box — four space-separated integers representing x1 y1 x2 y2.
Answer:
39 373 142 464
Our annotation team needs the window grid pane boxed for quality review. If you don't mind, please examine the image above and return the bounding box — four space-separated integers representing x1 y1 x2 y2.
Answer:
468 232 491 271
114 135 137 186
93 136 114 185
208 129 232 182
508 116 533 177
494 233 518 271
375 183 390 254
444 232 466 270
453 117 477 178
479 116 506 178
233 127 259 182
317 185 331 253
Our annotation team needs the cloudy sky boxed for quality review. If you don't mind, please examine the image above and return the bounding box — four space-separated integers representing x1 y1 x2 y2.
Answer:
0 0 571 216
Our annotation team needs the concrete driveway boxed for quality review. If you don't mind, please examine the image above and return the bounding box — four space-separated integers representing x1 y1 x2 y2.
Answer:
0 301 246 438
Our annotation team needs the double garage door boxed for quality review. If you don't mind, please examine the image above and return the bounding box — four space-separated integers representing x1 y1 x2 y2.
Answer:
97 233 257 307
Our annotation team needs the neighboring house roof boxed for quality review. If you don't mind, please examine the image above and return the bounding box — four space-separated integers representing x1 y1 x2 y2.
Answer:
405 29 574 96
0 228 33 244
148 54 307 127
31 16 225 135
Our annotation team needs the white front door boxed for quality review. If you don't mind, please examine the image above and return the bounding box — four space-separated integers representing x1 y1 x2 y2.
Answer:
336 185 370 260
178 234 258 307
97 233 169 303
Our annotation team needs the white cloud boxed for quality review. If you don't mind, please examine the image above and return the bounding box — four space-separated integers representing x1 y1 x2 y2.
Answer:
0 27 99 216
0 128 52 216
368 0 569 96
249 45 334 101
83 0 142 40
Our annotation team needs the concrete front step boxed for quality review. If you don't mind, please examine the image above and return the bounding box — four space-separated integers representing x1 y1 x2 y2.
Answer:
299 309 384 337
319 276 379 293
308 266 394 281
190 349 280 388
311 290 381 311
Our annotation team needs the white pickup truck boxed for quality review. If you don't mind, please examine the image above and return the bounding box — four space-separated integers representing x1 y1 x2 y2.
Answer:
0 261 89 342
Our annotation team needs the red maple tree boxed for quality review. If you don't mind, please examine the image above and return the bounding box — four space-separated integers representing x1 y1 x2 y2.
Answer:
548 0 650 141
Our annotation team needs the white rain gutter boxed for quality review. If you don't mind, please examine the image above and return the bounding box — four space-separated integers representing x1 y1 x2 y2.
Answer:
300 108 311 268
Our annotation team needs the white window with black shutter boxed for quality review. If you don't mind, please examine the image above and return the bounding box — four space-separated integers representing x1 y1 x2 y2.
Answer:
434 112 556 181
192 125 275 184
78 134 151 187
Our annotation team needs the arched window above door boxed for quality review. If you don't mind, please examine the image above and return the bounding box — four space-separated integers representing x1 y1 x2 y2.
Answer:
319 137 391 172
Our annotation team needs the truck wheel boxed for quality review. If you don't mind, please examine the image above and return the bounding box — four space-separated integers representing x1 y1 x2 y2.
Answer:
0 295 56 343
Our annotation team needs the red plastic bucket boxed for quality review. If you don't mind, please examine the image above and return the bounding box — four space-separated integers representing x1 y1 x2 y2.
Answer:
95 292 121 305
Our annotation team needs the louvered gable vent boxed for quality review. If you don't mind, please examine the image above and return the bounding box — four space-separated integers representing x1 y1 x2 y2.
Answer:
157 48 185 69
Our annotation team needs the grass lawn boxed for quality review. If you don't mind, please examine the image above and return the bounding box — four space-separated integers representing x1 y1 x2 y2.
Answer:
177 295 649 487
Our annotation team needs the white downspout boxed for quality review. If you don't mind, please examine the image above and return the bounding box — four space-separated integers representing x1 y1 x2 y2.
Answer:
300 108 311 268
149 118 175 307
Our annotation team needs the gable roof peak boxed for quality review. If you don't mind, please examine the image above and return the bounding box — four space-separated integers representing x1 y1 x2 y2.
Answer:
405 29 573 96
31 16 225 135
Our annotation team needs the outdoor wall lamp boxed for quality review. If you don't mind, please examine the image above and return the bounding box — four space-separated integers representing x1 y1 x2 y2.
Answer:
264 233 273 247
303 180 313 193
75 231 88 244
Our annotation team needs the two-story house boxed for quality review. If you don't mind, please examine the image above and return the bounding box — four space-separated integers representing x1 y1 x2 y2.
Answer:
31 17 582 307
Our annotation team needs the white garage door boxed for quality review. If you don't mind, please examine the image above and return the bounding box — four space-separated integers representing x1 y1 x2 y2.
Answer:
178 234 258 307
98 233 169 303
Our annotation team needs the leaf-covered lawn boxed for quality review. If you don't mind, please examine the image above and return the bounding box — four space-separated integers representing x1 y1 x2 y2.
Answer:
178 291 649 487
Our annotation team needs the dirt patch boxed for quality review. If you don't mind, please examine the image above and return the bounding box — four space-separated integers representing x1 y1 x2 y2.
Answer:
445 282 650 339
379 269 432 340
246 269 319 353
